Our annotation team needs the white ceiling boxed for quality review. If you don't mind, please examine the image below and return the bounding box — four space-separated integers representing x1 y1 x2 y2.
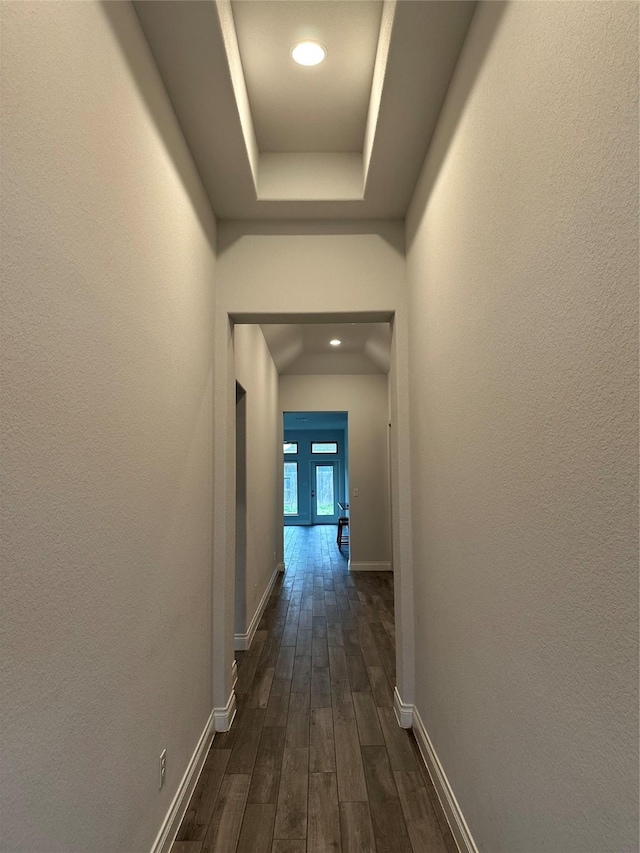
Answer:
133 0 477 219
260 322 391 375
232 0 382 153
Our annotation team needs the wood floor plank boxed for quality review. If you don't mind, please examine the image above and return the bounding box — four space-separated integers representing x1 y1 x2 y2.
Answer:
369 802 412 853
312 617 328 638
309 706 336 772
346 654 371 692
308 773 341 853
394 770 449 853
265 692 290 728
260 635 282 668
270 678 292 697
310 665 331 709
281 621 299 647
236 803 276 853
326 623 344 647
254 725 286 776
377 708 418 771
353 692 385 746
356 625 383 667
339 610 357 631
328 646 348 681
285 692 310 748
295 629 312 657
334 719 368 803
226 709 266 774
275 646 296 681
361 745 399 804
202 773 251 853
342 628 361 656
339 801 376 853
247 770 280 805
274 748 309 840
245 666 275 710
331 679 355 725
291 655 311 693
311 637 329 667
271 841 305 853
367 666 394 707
177 750 230 841
172 842 202 853
298 609 313 630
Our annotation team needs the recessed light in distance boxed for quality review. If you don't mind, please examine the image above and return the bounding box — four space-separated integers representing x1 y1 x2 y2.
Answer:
329 339 341 346
291 41 326 66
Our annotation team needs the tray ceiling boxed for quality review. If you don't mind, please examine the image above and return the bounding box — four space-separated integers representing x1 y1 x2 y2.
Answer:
261 322 391 375
232 0 383 154
134 0 477 218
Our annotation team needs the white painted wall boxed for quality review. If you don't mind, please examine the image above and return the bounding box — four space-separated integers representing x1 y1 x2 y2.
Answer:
280 375 391 569
234 325 280 638
405 2 639 851
1 4 217 852
216 219 406 315
258 153 363 201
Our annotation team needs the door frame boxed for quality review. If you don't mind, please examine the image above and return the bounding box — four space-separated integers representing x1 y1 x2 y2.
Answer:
212 308 416 726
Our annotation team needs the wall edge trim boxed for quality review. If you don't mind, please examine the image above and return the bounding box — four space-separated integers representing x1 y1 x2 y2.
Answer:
348 560 392 572
213 688 237 733
412 703 479 853
234 565 279 650
149 708 215 853
393 686 414 728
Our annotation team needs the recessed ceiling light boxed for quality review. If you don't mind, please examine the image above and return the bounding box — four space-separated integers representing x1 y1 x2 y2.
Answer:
329 339 341 346
291 41 326 67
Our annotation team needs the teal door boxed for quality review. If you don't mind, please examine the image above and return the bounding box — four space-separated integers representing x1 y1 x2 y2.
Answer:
311 461 340 524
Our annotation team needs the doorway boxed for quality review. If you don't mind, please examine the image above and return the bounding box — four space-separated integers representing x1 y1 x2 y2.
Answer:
283 411 348 533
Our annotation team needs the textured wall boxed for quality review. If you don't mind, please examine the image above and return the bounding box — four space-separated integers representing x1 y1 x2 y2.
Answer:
234 325 280 633
0 4 217 851
279 374 391 567
405 2 638 850
216 219 405 316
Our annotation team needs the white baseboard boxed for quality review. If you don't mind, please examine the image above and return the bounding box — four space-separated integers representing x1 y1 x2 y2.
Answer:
213 688 237 733
232 659 238 690
393 686 414 729
277 562 285 573
412 704 479 853
149 708 215 853
348 560 392 572
234 565 279 651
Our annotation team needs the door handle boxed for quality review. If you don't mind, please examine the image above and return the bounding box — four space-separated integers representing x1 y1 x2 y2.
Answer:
311 491 315 497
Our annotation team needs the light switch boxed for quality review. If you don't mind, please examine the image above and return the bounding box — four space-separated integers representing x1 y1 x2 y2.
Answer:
353 488 359 497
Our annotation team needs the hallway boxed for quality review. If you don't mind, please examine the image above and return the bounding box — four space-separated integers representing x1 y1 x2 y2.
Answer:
173 525 454 853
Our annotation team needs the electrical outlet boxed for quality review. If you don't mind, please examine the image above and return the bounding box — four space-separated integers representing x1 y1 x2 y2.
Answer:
159 749 166 789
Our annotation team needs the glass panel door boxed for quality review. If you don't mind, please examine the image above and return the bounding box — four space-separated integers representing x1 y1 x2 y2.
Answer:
284 462 298 516
311 462 339 524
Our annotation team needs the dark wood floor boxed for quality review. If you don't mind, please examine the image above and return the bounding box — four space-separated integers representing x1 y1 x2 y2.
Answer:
173 525 456 853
